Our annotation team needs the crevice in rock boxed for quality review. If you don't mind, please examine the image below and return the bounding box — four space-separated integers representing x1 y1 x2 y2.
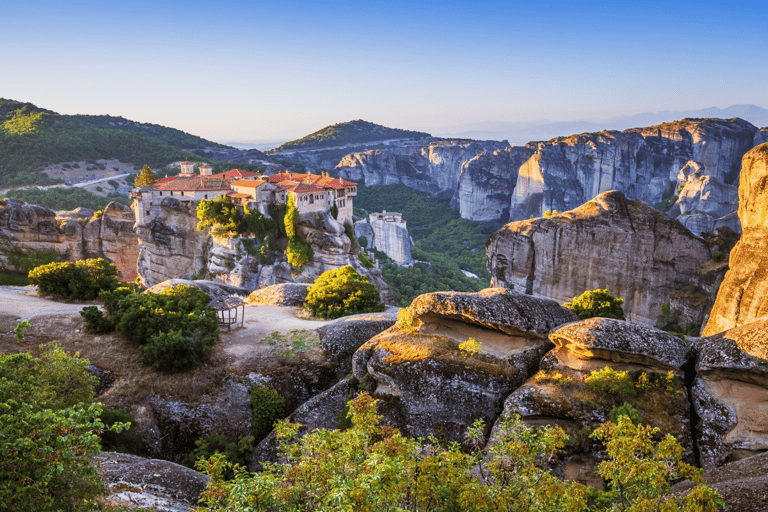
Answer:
525 238 536 295
682 353 702 467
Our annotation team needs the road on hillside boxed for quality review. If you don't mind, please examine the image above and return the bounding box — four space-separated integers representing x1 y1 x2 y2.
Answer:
0 173 132 196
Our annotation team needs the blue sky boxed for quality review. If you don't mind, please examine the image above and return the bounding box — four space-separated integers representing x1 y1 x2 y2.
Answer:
2 0 766 144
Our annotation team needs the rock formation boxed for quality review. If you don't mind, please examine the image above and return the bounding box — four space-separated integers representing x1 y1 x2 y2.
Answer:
133 196 393 303
246 282 311 306
703 143 768 335
0 199 139 281
351 288 577 443
356 211 412 265
486 190 726 327
337 118 758 225
492 318 694 486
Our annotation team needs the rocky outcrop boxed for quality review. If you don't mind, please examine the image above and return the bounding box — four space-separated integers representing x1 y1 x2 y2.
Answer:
146 279 250 299
337 140 509 198
673 175 740 235
134 197 393 303
492 318 694 486
692 318 768 468
246 283 311 306
0 199 139 280
359 211 413 265
703 144 768 335
672 451 768 512
339 118 756 224
351 289 575 443
318 309 398 377
96 452 209 512
487 190 725 326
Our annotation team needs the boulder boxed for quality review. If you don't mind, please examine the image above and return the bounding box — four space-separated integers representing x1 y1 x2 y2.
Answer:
96 452 208 511
704 144 768 335
487 190 723 326
246 283 311 306
692 318 768 468
146 279 250 299
317 309 398 377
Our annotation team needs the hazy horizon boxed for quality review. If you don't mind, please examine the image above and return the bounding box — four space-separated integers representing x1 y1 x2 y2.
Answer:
3 0 767 145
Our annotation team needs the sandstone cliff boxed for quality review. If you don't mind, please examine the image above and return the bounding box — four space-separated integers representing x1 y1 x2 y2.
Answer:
355 212 412 265
486 190 727 327
133 196 393 302
703 143 768 335
338 118 757 225
0 199 139 281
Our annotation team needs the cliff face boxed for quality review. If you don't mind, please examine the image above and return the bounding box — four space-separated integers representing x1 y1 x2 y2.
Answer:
336 140 509 198
703 144 768 335
486 190 725 326
356 213 412 265
133 197 393 303
0 199 139 281
338 119 757 225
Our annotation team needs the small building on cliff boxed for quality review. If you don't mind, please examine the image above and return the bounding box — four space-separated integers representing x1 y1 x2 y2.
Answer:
356 211 413 265
131 165 357 225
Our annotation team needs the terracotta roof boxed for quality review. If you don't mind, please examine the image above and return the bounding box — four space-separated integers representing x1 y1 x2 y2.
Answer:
287 183 326 194
154 176 176 185
212 169 260 180
180 160 196 165
265 172 355 190
231 178 269 188
154 176 230 191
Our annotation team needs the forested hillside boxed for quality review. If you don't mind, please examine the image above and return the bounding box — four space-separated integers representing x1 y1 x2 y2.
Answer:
355 184 502 306
0 99 224 187
275 120 430 151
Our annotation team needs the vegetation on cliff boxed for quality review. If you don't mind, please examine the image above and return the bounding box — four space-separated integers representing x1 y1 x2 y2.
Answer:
196 393 723 511
274 120 430 151
304 267 385 319
564 289 626 320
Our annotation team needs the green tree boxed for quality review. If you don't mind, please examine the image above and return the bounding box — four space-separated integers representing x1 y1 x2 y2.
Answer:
304 266 384 319
134 164 158 186
564 288 626 320
0 341 126 511
284 193 300 240
28 258 119 300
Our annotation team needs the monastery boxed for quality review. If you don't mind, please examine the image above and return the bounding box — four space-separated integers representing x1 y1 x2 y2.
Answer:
132 161 357 225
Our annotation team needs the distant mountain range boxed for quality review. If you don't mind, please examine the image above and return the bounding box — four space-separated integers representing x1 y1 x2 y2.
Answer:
438 104 768 144
273 120 431 151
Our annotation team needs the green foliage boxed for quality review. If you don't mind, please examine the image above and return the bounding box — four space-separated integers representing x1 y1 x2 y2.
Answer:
0 271 31 286
564 288 626 320
250 385 286 443
139 330 215 373
0 342 126 511
458 337 482 356
197 196 246 235
275 120 430 151
243 204 278 240
358 252 374 268
712 250 725 262
654 185 679 212
357 235 368 248
94 284 219 371
286 237 314 269
196 393 724 512
330 202 339 219
543 209 559 217
592 416 726 511
585 367 637 398
609 402 642 425
28 258 119 300
304 267 385 319
80 305 115 333
284 193 301 240
1 239 60 274
134 164 158 186
98 407 146 455
13 320 30 341
0 99 209 187
396 307 415 331
535 370 574 388
2 186 130 210
185 434 255 480
355 184 498 306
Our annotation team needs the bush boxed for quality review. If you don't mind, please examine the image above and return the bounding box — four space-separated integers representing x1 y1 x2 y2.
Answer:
186 434 255 480
250 385 286 443
80 305 115 333
609 402 642 425
286 237 313 268
585 367 637 398
99 408 146 455
564 288 625 320
304 266 385 319
713 250 725 262
139 330 215 373
29 258 119 300
358 252 374 268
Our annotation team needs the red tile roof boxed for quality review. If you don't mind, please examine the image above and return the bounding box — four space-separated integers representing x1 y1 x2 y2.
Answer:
265 172 355 190
154 176 231 191
211 169 260 180
231 178 269 188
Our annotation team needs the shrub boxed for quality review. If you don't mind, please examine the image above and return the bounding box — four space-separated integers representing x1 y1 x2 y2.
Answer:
358 252 374 268
250 385 286 443
712 250 725 263
186 434 254 480
80 305 115 333
564 288 625 320
139 330 215 373
99 407 146 455
29 258 118 300
357 235 368 248
585 367 637 398
396 307 414 331
304 266 385 319
609 402 642 425
286 237 313 268
459 337 482 356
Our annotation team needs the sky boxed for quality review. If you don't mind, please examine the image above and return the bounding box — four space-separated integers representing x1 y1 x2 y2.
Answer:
2 0 767 145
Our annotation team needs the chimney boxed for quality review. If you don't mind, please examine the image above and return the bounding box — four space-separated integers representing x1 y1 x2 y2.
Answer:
340 177 344 184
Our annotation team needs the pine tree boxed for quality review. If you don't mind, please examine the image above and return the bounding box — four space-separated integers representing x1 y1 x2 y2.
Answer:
134 165 158 187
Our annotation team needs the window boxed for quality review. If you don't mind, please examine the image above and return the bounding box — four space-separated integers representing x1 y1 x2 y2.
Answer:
310 195 314 204
145 211 150 216
170 191 174 196
159 191 163 196
205 194 208 199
